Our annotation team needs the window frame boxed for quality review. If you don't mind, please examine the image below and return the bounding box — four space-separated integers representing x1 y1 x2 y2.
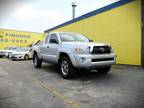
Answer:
44 34 49 44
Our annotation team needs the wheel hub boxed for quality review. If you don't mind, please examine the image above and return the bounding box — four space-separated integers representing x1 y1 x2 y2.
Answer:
61 60 69 75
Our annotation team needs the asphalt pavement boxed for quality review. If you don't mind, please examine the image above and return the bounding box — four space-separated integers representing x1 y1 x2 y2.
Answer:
0 59 144 108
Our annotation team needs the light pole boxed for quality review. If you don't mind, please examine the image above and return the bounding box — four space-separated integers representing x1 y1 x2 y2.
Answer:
72 2 77 20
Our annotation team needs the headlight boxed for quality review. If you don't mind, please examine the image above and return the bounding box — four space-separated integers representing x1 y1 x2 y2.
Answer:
74 45 90 54
109 45 114 53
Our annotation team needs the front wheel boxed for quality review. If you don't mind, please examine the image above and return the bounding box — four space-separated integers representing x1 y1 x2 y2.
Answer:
58 56 76 79
97 66 111 74
24 54 29 60
33 53 42 68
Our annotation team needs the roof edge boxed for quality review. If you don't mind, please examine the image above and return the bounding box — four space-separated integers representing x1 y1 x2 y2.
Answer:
44 0 134 33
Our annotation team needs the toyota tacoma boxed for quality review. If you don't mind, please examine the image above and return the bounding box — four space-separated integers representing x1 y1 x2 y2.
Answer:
32 32 116 79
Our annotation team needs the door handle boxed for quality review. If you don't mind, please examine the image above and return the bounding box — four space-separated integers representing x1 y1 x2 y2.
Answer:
47 46 49 48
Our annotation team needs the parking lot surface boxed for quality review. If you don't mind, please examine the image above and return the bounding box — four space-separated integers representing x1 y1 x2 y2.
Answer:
0 59 144 108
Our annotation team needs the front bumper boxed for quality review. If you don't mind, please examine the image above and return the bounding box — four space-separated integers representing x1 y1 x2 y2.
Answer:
0 52 7 57
70 53 116 69
0 54 6 57
10 55 24 60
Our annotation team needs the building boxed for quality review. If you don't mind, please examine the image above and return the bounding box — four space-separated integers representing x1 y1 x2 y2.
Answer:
45 0 143 67
0 29 44 50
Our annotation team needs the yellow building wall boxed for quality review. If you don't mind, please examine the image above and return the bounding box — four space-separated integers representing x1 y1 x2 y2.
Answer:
0 29 44 50
50 0 141 65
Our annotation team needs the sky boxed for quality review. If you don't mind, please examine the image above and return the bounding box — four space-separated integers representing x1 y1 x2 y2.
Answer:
0 0 120 33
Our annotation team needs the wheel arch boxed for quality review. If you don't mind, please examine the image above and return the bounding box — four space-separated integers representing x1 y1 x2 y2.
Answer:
33 50 42 60
24 54 29 60
58 52 77 67
25 53 29 56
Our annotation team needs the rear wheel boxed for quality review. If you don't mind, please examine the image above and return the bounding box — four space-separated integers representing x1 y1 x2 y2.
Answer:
33 53 42 68
97 66 111 74
58 56 76 79
24 54 29 60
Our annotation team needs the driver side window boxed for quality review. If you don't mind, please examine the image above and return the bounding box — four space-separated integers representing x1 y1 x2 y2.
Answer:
49 34 58 44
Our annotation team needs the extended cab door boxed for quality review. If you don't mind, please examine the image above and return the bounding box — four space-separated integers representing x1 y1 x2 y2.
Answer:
40 33 59 63
39 34 50 61
46 33 59 63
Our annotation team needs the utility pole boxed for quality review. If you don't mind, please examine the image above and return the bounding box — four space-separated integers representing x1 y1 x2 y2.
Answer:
72 2 77 20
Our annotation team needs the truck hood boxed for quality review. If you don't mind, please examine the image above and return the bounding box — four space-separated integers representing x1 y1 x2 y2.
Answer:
61 42 109 47
0 50 12 52
12 51 28 55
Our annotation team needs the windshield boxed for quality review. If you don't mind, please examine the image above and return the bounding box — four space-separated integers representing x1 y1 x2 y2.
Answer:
16 48 30 52
59 33 90 42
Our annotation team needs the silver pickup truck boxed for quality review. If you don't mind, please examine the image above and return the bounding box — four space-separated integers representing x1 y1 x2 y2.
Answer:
32 32 116 79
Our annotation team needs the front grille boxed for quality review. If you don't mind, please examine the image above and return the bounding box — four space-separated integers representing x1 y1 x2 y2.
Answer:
11 56 17 59
91 46 111 54
92 58 114 62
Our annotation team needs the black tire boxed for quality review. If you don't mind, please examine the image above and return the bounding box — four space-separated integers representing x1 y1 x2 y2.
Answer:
24 54 29 60
0 56 3 58
97 66 111 74
58 56 76 79
7 55 9 58
33 53 42 68
12 59 16 61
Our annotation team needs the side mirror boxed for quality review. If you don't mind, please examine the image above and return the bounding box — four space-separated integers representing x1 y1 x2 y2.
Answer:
50 39 58 44
89 39 93 42
29 49 32 52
